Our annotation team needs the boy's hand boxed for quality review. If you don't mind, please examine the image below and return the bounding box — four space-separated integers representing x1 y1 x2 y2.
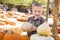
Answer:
32 26 37 31
28 26 37 32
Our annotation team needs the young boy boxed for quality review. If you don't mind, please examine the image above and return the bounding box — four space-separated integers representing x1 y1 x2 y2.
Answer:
27 2 45 36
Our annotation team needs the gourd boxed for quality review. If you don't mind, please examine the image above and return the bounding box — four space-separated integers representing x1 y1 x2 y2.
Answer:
37 22 51 36
21 22 35 32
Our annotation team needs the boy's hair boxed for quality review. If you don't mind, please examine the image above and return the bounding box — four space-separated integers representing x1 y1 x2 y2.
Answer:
32 2 43 7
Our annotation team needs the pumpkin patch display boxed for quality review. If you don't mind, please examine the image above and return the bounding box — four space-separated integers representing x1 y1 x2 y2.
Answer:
3 31 22 40
37 22 51 36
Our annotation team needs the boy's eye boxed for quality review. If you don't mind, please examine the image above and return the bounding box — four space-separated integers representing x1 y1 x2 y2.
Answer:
34 11 37 12
39 11 41 13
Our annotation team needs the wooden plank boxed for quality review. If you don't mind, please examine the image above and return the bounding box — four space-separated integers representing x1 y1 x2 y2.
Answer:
46 0 50 21
52 0 59 40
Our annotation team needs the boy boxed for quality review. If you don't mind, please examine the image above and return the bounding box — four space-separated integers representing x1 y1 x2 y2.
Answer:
27 2 45 36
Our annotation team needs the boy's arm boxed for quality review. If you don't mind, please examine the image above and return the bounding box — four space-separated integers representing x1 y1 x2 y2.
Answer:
27 17 38 31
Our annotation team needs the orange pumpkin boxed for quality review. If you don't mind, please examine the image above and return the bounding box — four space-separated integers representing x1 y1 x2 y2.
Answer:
0 20 6 25
17 17 27 22
9 22 16 26
0 22 6 25
21 35 30 40
17 14 28 22
3 31 22 40
0 30 7 40
4 20 9 24
0 31 5 40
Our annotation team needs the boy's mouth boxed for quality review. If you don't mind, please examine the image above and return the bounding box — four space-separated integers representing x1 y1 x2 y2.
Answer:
36 15 40 16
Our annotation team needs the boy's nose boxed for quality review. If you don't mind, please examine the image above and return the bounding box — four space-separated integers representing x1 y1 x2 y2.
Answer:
36 12 40 14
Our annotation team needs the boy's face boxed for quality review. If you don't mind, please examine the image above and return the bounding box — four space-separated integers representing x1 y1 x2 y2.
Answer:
32 6 43 16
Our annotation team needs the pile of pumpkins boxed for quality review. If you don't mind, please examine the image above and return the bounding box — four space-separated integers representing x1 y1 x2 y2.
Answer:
0 21 55 40
0 19 16 26
20 22 54 40
30 22 55 40
0 22 31 40
0 29 30 40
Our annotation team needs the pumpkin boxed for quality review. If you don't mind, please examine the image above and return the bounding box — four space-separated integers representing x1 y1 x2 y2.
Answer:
21 22 35 32
30 34 54 40
0 31 5 40
21 35 30 40
9 22 16 26
17 17 27 22
0 20 3 22
17 14 28 22
4 20 9 24
37 22 51 36
7 11 14 18
0 30 8 40
3 31 22 40
8 28 23 35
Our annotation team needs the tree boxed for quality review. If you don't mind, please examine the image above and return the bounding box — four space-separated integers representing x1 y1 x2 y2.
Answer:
6 0 22 5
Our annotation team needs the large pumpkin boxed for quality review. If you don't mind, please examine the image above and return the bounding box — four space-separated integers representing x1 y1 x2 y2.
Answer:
21 22 35 32
21 35 30 40
3 31 22 40
37 22 51 36
0 31 5 40
0 30 8 40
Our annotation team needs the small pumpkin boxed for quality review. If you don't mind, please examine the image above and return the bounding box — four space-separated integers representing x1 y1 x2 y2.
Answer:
3 31 22 40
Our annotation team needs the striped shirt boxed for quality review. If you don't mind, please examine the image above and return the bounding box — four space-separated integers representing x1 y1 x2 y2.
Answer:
27 16 45 27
